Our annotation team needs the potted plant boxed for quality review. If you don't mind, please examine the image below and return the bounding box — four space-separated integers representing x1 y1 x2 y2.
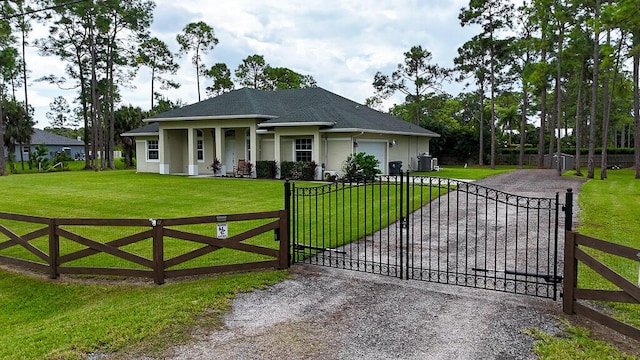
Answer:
210 158 222 176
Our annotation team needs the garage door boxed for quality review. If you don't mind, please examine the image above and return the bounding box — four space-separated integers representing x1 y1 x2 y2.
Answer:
357 141 386 174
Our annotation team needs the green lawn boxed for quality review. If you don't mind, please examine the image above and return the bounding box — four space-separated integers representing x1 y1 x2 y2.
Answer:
576 168 640 329
2 167 637 359
533 168 640 359
0 170 293 359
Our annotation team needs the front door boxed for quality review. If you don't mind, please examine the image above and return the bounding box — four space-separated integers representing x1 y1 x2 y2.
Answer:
225 139 236 174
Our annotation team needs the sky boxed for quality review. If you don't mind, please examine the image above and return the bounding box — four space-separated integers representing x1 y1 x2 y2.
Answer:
22 0 482 128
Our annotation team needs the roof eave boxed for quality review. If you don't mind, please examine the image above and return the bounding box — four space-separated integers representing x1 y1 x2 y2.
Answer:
121 132 158 137
144 114 279 122
258 121 335 128
320 128 440 137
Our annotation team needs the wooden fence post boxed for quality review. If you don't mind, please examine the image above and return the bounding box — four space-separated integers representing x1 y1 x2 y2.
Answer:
48 218 59 279
152 219 165 285
563 230 577 314
278 209 290 270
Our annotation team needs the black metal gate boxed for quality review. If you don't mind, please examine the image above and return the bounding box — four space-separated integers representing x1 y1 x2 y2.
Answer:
287 172 563 299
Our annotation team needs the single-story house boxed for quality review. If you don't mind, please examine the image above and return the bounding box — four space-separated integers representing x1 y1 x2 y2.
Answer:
122 87 440 179
6 128 85 161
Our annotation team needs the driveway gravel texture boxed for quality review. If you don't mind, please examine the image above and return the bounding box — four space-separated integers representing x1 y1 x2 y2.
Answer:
140 170 590 359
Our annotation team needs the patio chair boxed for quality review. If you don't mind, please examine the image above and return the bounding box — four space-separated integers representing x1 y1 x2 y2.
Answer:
233 159 251 177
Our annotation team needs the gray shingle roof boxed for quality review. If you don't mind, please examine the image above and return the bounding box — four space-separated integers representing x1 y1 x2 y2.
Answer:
121 122 159 136
134 87 439 137
31 129 84 145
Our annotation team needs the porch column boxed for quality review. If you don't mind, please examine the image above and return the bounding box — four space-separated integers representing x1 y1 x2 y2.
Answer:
274 132 281 179
249 124 258 176
159 127 169 174
187 128 198 176
215 127 224 173
313 134 321 180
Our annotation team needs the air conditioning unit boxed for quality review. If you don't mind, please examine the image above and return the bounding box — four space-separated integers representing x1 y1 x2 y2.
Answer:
324 171 338 181
432 158 440 171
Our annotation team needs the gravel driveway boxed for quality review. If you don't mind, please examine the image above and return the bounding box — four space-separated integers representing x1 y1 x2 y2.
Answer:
161 170 587 359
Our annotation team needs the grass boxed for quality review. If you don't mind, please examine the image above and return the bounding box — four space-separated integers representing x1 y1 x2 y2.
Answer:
413 164 530 180
5 159 129 174
526 321 637 360
0 170 295 359
532 168 640 359
0 269 286 359
575 168 640 329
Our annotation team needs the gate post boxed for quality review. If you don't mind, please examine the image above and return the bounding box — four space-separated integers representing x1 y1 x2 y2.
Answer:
284 180 292 266
278 209 290 269
152 219 165 285
564 188 573 232
405 170 410 280
563 231 577 314
48 218 59 279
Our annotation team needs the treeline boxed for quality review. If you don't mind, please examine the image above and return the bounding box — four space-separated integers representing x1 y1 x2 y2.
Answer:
367 0 640 180
0 0 316 175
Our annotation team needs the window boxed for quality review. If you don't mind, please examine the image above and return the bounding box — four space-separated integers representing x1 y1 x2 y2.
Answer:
22 146 29 155
295 138 312 162
147 140 159 160
197 139 204 161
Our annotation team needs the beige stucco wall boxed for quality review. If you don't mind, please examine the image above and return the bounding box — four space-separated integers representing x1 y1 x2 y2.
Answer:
321 132 431 175
389 136 431 171
260 135 275 161
132 118 434 177
134 137 159 173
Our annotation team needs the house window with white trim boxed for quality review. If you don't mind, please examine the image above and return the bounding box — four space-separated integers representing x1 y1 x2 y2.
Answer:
295 138 312 162
197 139 204 161
22 146 29 155
147 140 159 160
196 130 204 162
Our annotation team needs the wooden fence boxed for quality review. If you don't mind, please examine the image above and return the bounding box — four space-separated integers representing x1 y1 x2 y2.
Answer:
563 231 640 340
0 210 289 285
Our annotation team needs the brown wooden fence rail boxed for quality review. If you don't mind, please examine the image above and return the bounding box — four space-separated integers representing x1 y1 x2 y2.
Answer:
0 210 289 285
563 231 640 340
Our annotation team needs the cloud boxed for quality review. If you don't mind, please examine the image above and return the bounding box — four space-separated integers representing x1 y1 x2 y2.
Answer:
22 0 481 127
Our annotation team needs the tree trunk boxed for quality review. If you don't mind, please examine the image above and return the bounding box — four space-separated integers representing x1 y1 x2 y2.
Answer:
575 59 584 176
519 79 527 169
537 42 547 169
555 25 564 176
587 0 600 179
634 29 640 179
478 85 485 166
0 87 5 176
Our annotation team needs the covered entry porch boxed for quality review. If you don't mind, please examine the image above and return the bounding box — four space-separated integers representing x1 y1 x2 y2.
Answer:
157 121 258 176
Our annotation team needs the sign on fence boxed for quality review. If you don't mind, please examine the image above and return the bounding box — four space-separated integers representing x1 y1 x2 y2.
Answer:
216 215 228 239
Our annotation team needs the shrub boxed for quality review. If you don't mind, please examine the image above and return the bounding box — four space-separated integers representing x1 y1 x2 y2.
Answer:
279 161 317 180
342 152 380 182
51 151 73 171
210 158 222 175
256 161 278 179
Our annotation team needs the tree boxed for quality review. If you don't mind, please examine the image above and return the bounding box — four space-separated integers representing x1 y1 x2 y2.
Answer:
39 0 155 171
176 21 218 102
263 67 317 90
0 1 18 176
235 54 268 89
455 36 490 165
460 0 515 169
137 37 180 109
587 0 601 179
373 45 450 127
2 99 33 172
46 95 74 128
114 105 145 168
204 62 233 97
